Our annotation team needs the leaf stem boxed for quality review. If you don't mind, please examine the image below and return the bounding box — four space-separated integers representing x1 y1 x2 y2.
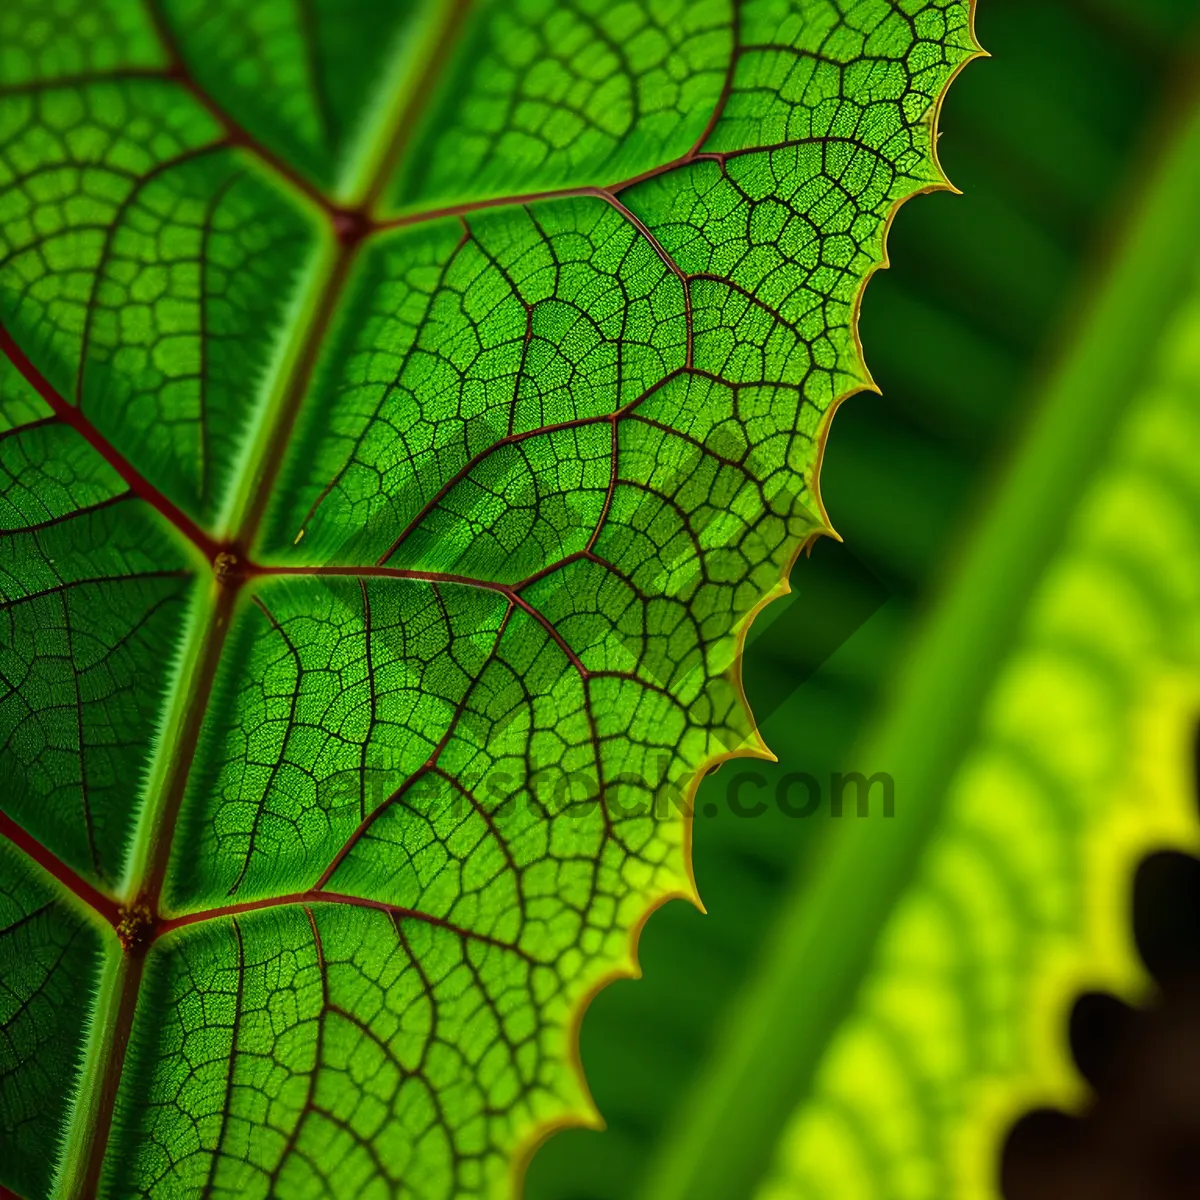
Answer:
225 243 357 550
225 0 477 551
52 948 145 1200
45 582 234 1199
119 583 237 908
45 7 487 1191
343 0 474 213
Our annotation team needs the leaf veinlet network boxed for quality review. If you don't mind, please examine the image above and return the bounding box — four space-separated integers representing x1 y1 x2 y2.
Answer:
0 2 977 1197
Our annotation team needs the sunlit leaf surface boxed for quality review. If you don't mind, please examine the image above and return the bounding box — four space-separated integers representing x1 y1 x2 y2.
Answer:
0 1 976 1195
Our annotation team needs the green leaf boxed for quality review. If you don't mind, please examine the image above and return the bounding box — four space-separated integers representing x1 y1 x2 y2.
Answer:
0 1 978 1196
639 68 1200 1200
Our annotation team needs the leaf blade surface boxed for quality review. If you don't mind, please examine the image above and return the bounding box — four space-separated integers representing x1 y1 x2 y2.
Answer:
0 2 978 1195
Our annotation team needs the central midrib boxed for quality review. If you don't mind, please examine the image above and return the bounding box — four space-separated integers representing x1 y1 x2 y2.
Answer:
55 4 476 1195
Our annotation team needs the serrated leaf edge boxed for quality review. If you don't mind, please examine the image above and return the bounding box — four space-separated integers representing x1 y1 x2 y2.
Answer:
508 7 986 1192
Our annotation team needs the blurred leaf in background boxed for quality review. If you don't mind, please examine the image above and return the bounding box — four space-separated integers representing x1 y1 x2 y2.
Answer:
526 2 1200 1198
